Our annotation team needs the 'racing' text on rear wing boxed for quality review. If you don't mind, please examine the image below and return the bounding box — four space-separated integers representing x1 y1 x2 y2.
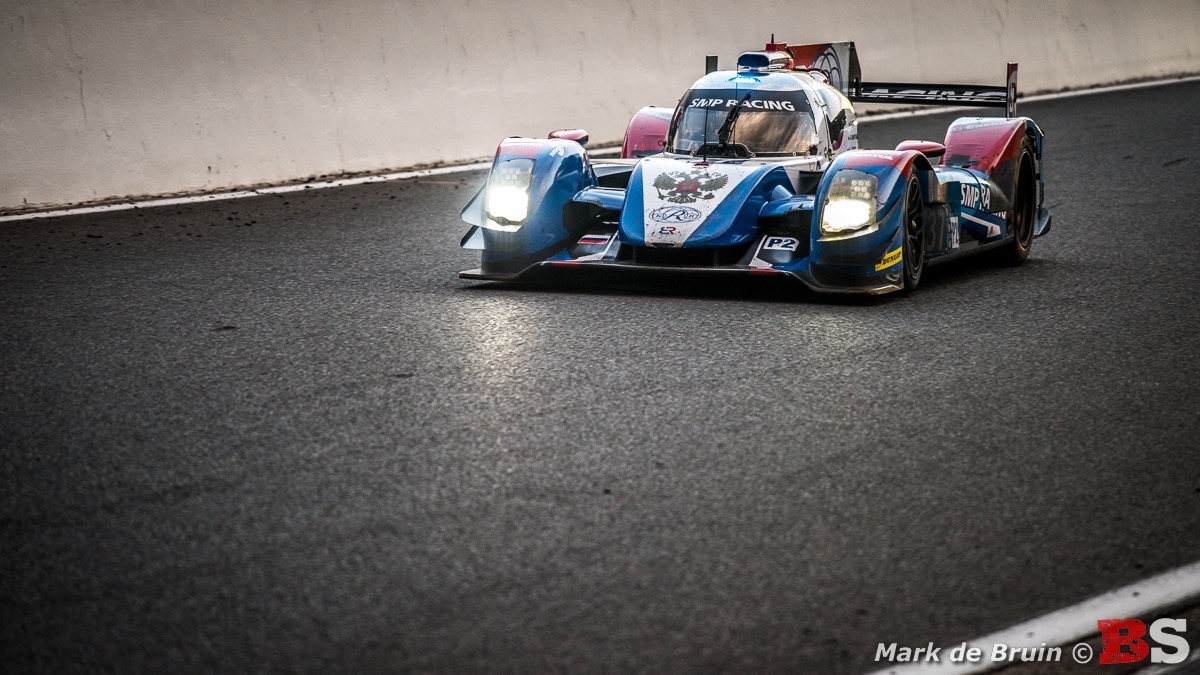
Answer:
785 41 1018 118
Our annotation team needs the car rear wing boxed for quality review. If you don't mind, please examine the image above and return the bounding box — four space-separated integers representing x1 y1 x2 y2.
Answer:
782 40 1018 118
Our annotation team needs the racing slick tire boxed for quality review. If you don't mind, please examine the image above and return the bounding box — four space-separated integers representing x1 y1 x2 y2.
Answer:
900 174 926 293
998 143 1036 265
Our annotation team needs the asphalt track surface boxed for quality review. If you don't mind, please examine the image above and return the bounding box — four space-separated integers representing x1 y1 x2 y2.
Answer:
3 81 1200 673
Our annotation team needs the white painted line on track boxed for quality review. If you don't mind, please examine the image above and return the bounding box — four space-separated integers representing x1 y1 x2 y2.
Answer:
3 74 1197 224
0 161 489 224
0 147 621 224
871 559 1200 674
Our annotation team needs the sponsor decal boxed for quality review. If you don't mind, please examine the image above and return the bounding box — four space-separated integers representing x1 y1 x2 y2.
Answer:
859 87 1005 101
688 98 797 111
648 205 702 223
657 226 679 236
1007 63 1019 118
653 170 730 204
814 46 844 91
640 159 758 247
846 152 903 166
875 246 902 271
843 152 903 170
497 141 545 158
962 212 1002 238
763 236 799 251
952 119 1013 132
948 216 960 249
961 183 991 211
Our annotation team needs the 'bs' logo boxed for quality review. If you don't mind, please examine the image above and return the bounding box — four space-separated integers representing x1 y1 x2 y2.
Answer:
1098 618 1189 665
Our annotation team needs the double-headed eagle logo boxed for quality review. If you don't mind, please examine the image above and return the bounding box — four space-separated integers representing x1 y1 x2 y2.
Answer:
653 170 729 204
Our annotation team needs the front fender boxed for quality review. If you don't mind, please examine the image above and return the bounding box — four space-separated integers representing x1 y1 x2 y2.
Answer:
809 150 928 284
465 138 597 275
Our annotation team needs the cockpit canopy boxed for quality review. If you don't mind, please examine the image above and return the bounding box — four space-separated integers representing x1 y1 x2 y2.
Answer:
666 88 818 158
663 70 856 160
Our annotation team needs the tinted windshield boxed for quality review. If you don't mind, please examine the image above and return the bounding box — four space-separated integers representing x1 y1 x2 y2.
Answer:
667 88 818 157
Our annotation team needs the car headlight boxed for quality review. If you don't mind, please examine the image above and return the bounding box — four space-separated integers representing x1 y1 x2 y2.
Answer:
485 186 529 224
820 170 878 236
484 158 535 231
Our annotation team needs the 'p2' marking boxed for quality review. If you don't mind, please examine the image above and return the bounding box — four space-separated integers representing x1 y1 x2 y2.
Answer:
763 237 799 251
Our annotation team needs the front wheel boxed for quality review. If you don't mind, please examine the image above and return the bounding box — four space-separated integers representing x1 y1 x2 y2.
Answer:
901 174 925 292
999 146 1036 265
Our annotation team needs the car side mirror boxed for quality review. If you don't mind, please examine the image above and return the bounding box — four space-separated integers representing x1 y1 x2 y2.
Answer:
548 129 589 146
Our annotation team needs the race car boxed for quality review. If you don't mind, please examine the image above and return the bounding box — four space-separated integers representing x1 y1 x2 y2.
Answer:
458 40 1051 294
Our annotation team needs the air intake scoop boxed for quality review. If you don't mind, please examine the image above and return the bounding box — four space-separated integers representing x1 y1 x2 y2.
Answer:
737 51 793 72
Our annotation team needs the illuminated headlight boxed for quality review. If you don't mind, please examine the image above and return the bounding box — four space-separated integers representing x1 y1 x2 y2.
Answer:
484 158 535 231
485 186 529 224
822 199 873 231
820 170 878 236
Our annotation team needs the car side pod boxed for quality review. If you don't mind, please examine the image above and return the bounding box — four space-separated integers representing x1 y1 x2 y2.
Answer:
942 115 1051 241
459 138 598 277
943 116 1045 215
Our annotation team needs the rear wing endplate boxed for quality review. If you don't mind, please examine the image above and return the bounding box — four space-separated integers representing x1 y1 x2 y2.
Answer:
787 41 1018 118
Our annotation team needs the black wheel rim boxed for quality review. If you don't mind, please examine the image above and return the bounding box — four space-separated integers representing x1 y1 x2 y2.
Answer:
905 179 924 280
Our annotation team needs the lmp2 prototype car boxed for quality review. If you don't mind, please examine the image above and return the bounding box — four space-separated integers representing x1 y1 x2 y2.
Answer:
458 40 1051 295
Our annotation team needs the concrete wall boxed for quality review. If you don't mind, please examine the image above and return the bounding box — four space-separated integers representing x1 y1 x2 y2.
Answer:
2 0 1198 211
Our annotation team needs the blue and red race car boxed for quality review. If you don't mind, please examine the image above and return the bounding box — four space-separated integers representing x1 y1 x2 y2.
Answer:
459 40 1051 295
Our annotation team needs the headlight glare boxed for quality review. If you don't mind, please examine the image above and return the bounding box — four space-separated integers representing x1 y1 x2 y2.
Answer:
822 199 873 231
484 158 535 230
485 186 529 224
820 170 879 236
